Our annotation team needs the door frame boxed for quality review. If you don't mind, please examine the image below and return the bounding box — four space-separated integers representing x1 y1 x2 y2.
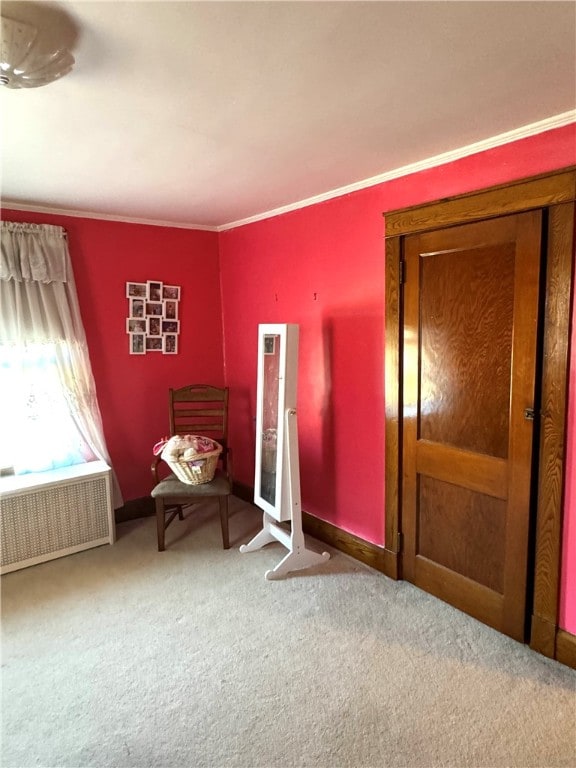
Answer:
384 167 576 661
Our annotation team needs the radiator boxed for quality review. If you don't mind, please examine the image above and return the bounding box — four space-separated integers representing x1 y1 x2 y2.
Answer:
0 461 115 574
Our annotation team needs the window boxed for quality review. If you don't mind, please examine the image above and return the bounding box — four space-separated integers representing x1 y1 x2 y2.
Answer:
1 220 121 507
0 342 92 475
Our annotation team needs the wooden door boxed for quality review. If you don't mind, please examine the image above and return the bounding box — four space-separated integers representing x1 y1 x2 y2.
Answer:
401 211 542 641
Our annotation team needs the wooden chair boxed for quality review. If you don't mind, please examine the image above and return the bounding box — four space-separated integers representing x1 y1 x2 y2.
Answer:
151 385 231 550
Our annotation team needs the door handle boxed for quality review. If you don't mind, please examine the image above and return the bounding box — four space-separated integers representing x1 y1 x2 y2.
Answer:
524 408 535 421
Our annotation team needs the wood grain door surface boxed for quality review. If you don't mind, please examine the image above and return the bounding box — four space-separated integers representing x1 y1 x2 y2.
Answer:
402 211 542 640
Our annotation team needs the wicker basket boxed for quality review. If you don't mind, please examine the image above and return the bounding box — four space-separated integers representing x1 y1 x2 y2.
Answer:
161 436 222 485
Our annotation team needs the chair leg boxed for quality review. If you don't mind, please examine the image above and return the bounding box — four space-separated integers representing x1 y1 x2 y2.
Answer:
219 496 230 550
155 498 166 551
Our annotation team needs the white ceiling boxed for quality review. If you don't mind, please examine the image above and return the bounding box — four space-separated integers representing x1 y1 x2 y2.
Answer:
2 1 575 230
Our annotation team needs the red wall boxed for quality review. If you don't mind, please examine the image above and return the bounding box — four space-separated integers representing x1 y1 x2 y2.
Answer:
3 209 224 502
560 300 576 631
220 189 387 539
218 124 576 628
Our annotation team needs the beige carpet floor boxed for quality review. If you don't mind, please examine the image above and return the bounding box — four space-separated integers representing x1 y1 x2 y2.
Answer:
1 496 575 768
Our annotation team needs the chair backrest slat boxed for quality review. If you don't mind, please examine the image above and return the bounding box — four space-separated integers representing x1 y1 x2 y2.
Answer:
172 386 226 402
168 385 229 447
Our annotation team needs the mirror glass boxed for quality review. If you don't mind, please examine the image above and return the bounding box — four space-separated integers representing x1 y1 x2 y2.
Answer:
260 333 281 505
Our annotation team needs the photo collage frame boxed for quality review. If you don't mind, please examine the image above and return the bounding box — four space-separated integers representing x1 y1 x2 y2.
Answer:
126 281 181 355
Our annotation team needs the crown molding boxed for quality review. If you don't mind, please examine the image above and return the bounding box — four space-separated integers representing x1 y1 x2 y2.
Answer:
3 111 574 233
0 201 219 233
218 110 576 231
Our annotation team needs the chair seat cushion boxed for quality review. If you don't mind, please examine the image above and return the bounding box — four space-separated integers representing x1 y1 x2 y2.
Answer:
151 469 231 498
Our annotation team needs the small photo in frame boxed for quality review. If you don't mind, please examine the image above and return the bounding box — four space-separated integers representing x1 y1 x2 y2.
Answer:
127 318 147 334
264 335 276 355
130 334 145 355
148 316 161 336
162 320 179 334
164 299 178 320
163 285 180 300
126 282 147 298
130 298 145 318
146 337 163 352
146 302 163 316
147 281 163 302
163 334 178 354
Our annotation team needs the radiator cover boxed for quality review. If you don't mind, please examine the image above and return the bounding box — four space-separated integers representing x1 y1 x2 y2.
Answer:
1 461 114 573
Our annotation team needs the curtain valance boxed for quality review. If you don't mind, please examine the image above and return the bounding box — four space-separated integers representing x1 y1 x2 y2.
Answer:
1 222 68 283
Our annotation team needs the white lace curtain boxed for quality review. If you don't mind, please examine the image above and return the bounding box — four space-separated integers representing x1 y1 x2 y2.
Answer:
0 221 123 508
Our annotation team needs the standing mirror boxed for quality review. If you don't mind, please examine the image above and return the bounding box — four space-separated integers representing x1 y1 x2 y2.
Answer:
240 324 330 579
254 326 291 519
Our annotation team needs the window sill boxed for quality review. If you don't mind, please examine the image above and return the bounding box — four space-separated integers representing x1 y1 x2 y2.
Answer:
0 460 111 496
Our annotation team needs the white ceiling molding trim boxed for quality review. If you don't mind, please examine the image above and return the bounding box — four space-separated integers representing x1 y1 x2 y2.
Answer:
0 202 219 233
219 110 576 232
2 110 574 234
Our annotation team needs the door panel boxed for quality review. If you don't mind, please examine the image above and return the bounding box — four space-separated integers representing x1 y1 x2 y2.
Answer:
419 243 514 457
402 211 542 641
418 476 506 593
